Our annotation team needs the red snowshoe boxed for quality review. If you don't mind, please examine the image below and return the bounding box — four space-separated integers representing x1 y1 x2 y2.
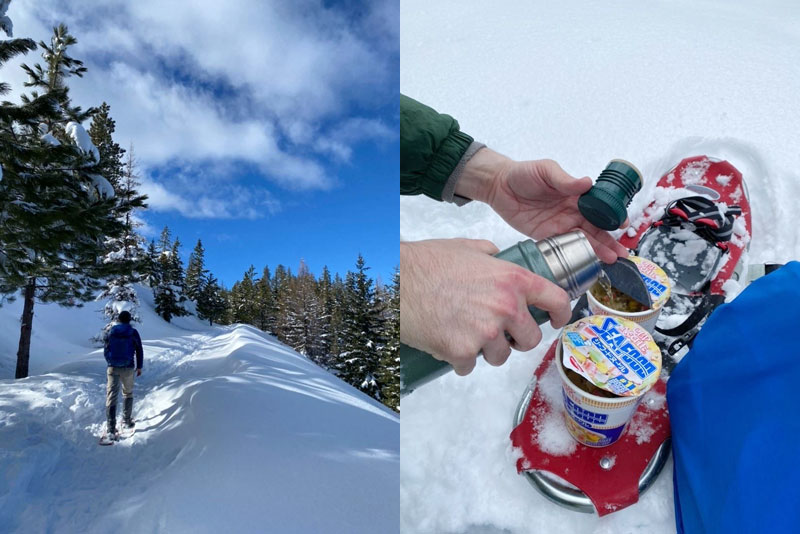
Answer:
510 156 751 515
621 155 752 363
98 431 118 446
98 422 135 446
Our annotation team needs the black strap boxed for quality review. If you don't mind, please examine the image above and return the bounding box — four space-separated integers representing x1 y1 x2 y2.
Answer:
666 331 699 359
660 196 741 245
655 293 726 338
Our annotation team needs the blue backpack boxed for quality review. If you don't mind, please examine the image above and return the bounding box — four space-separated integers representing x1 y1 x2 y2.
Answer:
668 261 800 533
104 324 136 367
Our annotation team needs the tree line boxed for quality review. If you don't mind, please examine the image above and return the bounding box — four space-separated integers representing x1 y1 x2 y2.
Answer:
0 22 399 411
143 234 399 411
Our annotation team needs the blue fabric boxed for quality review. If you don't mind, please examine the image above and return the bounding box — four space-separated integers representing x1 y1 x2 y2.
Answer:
104 324 137 368
668 261 800 534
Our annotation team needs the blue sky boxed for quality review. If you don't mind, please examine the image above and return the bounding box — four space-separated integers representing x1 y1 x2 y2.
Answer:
5 0 399 286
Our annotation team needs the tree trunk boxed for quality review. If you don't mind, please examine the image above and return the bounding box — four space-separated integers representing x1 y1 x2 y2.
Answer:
15 279 36 379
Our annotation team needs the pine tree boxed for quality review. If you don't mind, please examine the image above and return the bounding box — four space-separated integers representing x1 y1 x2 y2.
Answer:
171 237 189 316
152 227 188 322
281 266 303 353
315 265 334 366
230 265 259 325
219 283 233 325
153 227 175 320
88 102 124 189
185 239 206 302
255 265 275 333
0 2 37 294
0 4 35 97
0 24 131 378
94 131 147 342
376 268 400 411
196 272 227 326
144 240 159 287
272 264 293 341
170 238 186 294
284 260 324 359
337 255 382 399
328 273 347 362
117 146 147 270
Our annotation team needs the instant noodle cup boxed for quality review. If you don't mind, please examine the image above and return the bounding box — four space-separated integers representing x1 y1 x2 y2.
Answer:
556 315 662 447
587 255 671 334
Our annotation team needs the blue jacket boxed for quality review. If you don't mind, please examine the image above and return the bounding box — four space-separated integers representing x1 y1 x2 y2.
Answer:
668 261 800 533
104 323 144 369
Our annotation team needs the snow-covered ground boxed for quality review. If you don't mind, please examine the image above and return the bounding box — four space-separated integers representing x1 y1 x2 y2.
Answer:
400 1 800 533
0 286 399 533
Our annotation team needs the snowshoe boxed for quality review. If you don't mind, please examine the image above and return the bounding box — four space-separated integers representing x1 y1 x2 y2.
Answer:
99 431 119 446
619 155 751 365
509 156 752 515
119 422 136 439
510 338 670 515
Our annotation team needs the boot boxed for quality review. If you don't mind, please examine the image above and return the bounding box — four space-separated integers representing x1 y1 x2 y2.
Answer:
123 397 135 428
106 404 117 434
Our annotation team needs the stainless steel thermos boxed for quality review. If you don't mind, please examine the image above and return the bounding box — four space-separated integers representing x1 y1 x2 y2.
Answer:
400 230 602 395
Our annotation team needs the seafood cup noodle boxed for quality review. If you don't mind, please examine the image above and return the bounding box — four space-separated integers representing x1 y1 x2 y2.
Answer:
587 255 671 333
628 256 671 310
557 315 662 447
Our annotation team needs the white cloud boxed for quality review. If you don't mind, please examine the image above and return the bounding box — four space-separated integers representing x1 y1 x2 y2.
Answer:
76 61 329 190
332 117 395 143
139 179 192 214
315 117 395 162
314 138 353 163
131 213 158 238
140 177 281 220
3 0 397 215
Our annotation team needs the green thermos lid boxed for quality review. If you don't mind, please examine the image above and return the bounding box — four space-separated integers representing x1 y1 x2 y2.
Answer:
578 159 643 231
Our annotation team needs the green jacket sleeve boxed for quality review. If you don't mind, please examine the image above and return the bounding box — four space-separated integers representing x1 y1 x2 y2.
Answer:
400 94 474 201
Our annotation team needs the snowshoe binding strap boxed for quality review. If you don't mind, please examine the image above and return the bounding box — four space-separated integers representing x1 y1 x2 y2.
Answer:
657 196 742 249
637 195 744 293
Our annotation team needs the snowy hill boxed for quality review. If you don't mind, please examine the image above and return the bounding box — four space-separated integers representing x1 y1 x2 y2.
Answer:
0 286 398 533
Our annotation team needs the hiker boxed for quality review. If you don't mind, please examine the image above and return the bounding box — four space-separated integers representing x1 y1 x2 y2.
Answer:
103 310 143 436
400 95 628 375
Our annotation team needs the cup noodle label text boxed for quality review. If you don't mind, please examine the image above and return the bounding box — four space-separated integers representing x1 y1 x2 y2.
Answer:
562 315 661 397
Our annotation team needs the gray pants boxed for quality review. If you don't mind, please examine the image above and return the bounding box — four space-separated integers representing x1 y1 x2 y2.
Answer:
106 367 135 431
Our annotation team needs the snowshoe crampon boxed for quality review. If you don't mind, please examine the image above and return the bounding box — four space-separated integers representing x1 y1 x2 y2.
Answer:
509 156 751 515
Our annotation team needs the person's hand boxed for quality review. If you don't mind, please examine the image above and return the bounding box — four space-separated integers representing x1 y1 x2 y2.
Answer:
136 368 142 377
455 149 629 264
400 239 572 375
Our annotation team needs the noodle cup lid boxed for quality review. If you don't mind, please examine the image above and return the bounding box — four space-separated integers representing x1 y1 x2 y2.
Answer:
561 315 662 397
628 255 671 310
